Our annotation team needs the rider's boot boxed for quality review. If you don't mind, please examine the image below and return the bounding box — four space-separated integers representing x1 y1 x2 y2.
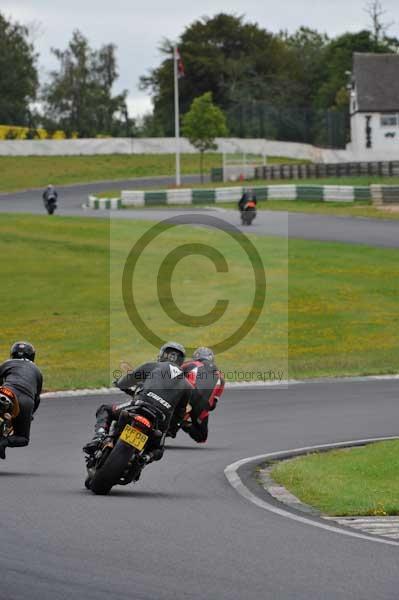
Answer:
82 428 106 455
0 439 8 460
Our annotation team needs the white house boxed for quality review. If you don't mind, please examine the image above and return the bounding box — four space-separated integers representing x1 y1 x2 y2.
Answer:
348 52 399 159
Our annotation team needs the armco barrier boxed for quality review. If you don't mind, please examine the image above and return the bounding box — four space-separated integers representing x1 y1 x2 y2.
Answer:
371 185 399 205
215 187 242 202
324 186 355 202
297 186 324 200
268 185 296 199
192 189 216 204
87 195 121 209
86 185 373 209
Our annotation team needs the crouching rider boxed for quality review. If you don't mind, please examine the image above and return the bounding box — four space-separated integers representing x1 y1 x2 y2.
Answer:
83 342 193 464
179 347 225 443
0 342 43 460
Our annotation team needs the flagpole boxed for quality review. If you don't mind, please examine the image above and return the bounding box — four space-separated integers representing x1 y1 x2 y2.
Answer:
173 45 181 187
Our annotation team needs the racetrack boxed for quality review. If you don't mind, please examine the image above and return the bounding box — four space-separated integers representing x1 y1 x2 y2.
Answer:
2 380 399 600
1 178 399 247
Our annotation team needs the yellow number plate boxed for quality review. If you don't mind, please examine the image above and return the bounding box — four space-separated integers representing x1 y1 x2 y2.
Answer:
120 424 148 451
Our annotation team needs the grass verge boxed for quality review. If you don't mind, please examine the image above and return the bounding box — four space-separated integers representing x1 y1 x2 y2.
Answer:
215 200 399 220
1 213 398 389
270 440 399 516
0 154 303 193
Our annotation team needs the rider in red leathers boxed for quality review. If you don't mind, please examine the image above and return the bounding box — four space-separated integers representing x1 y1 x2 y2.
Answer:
179 347 224 443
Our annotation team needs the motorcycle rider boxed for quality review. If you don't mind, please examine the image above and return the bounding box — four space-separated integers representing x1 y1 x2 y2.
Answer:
238 189 257 212
42 184 58 214
83 342 193 464
0 342 43 460
179 347 225 443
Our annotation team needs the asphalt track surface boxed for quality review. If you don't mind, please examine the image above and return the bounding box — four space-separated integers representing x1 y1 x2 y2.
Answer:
1 380 399 600
1 177 399 247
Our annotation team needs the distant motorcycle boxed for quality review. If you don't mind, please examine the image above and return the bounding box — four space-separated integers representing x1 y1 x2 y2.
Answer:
0 387 19 447
44 195 57 215
241 201 257 226
85 402 166 495
43 185 58 215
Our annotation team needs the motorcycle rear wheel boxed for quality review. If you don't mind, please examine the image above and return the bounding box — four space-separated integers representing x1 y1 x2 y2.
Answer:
90 440 135 495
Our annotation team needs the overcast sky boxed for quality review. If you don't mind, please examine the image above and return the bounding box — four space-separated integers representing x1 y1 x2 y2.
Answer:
3 0 399 118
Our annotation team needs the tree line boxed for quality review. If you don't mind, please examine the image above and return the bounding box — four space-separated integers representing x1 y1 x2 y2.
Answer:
1 6 398 144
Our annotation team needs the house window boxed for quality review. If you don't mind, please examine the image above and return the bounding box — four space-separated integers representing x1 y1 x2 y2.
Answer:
380 114 398 127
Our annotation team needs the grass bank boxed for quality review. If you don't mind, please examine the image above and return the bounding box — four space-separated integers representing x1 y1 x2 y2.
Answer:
1 213 398 389
0 154 303 193
270 440 399 516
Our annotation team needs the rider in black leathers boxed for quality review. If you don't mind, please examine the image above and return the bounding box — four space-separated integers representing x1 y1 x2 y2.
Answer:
0 342 43 459
83 342 193 463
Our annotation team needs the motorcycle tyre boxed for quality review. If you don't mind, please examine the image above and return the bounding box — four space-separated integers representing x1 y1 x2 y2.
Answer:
90 439 135 495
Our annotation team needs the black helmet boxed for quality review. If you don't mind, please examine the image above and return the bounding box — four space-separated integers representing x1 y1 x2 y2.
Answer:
10 341 36 362
158 341 186 366
193 346 214 364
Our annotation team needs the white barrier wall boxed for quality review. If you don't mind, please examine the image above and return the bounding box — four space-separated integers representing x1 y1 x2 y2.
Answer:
2 136 399 163
0 136 318 159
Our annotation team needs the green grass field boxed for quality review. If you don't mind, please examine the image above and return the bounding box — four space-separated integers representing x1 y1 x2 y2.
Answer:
1 213 398 389
270 440 399 516
0 154 303 193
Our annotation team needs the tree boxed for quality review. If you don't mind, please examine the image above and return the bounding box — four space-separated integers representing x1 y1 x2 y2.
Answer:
140 11 399 145
42 30 130 137
140 13 290 135
182 92 228 182
364 0 394 45
0 12 38 125
315 30 397 110
282 27 329 107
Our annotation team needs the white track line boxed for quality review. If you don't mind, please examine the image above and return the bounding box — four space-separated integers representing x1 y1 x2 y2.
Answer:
224 437 399 547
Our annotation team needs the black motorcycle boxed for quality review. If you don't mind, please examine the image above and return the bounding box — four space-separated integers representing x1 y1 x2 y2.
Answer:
85 402 166 495
44 194 57 215
241 203 257 225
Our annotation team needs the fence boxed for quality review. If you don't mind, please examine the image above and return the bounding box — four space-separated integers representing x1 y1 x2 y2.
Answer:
226 104 348 148
251 161 399 181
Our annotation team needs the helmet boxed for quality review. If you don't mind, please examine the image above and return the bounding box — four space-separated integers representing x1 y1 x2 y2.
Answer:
158 341 186 366
193 346 214 364
10 341 36 362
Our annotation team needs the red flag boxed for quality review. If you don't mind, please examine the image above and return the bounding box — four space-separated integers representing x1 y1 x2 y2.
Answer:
176 47 185 78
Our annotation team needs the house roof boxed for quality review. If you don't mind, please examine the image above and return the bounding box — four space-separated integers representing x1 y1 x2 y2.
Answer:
353 52 399 112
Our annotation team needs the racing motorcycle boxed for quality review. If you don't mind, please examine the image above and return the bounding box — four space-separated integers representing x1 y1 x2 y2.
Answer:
44 194 57 215
241 200 257 226
0 387 19 446
85 401 166 495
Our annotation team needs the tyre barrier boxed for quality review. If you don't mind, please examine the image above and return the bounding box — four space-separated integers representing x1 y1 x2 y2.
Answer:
86 185 374 209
